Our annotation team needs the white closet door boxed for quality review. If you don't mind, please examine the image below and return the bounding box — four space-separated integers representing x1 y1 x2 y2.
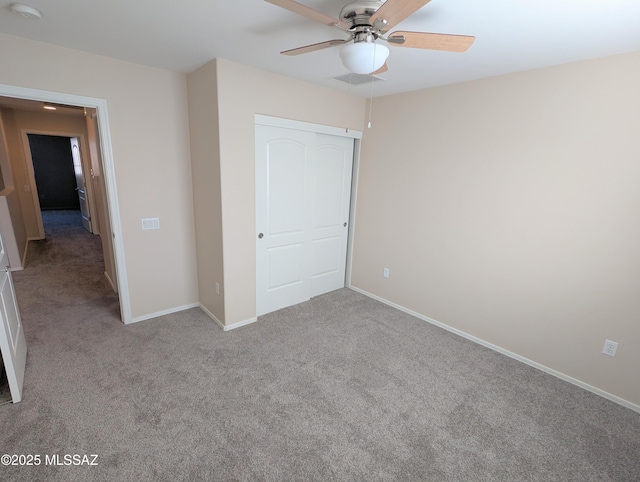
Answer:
256 126 315 316
256 125 354 317
309 134 354 297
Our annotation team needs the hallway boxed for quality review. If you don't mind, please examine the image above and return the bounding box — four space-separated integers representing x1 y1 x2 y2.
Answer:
11 209 120 354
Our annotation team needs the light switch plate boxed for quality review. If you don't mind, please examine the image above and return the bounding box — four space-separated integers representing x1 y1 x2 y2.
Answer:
141 218 160 230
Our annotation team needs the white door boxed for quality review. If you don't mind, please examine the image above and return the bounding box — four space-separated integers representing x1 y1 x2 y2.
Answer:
309 134 354 297
71 137 92 233
256 125 354 316
256 126 314 315
0 229 27 403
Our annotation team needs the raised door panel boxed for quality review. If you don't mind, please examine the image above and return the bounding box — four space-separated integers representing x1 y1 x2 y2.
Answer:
266 142 306 237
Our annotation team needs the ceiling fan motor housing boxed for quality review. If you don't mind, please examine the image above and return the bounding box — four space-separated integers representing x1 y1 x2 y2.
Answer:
338 1 388 74
339 1 384 27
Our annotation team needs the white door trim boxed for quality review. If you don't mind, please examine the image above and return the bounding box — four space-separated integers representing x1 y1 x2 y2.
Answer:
255 114 363 140
0 84 131 323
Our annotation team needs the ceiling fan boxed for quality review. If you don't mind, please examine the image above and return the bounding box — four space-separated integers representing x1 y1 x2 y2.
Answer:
265 0 475 75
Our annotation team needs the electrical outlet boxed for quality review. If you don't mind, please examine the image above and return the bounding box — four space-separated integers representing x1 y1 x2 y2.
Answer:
383 268 390 278
215 282 220 295
602 339 618 357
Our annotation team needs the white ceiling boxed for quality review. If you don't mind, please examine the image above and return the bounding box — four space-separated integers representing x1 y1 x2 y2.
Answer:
1 0 639 98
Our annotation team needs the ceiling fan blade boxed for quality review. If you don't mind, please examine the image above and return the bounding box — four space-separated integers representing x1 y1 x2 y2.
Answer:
370 63 389 75
281 39 346 56
265 0 350 29
388 31 475 52
370 0 432 32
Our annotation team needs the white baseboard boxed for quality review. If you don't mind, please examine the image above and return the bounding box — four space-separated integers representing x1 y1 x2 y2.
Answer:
349 285 640 414
17 236 44 270
223 316 258 331
20 236 44 269
198 303 258 332
104 271 117 293
21 238 30 268
127 303 200 325
199 303 225 330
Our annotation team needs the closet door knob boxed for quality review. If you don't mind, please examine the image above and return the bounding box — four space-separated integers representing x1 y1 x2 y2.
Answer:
258 233 264 239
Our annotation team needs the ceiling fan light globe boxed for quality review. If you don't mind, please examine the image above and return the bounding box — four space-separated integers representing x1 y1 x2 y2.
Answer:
339 42 389 75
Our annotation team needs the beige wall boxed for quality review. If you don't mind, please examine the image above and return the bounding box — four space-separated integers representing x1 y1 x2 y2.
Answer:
213 58 366 325
0 33 198 320
187 60 225 323
351 51 640 407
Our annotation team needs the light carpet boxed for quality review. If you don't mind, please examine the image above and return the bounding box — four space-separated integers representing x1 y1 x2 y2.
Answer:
1 210 639 481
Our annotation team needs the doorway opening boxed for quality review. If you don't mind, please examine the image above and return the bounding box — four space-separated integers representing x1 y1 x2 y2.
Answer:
0 85 130 323
29 135 82 210
26 134 91 229
0 86 130 403
22 131 114 297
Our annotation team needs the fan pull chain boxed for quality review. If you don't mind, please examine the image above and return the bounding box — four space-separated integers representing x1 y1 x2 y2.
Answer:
368 78 374 128
368 43 377 129
346 71 355 132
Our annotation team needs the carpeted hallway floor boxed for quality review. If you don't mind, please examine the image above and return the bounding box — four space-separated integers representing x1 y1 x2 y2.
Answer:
1 210 639 481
